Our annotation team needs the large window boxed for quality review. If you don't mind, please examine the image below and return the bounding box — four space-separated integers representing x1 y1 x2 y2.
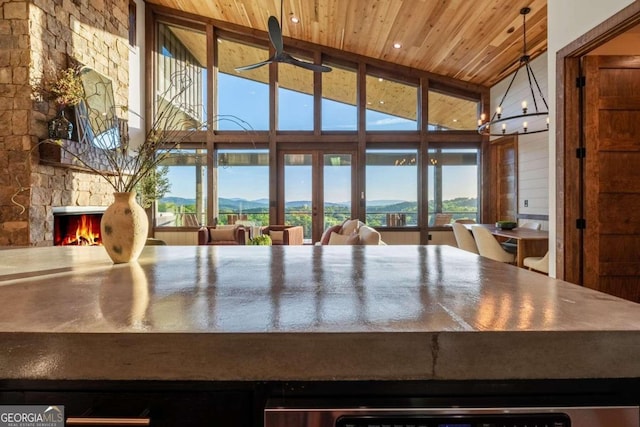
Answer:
322 64 357 131
428 148 479 224
366 149 418 227
366 75 417 131
155 149 207 227
278 60 314 130
217 149 269 225
217 39 269 130
156 23 207 130
151 14 486 231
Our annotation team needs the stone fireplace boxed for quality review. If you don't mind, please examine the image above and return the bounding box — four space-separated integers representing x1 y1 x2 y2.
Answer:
53 206 105 246
0 0 130 246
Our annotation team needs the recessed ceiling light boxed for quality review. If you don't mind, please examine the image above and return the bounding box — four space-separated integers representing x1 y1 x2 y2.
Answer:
452 119 458 122
393 42 402 49
379 100 385 104
290 16 299 23
378 77 383 82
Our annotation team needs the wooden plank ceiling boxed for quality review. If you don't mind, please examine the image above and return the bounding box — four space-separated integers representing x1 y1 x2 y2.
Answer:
146 0 547 129
145 0 547 88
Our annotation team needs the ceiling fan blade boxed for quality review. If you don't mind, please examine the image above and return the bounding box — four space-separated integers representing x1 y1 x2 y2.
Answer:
281 53 332 72
237 13 331 73
235 57 274 72
267 16 284 54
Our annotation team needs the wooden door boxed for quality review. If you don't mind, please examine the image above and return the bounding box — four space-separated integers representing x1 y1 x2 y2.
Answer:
583 56 640 302
491 135 518 222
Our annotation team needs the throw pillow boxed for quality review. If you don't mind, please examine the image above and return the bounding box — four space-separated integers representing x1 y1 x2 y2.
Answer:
358 225 381 245
209 227 236 241
346 230 360 245
328 231 351 245
320 224 342 245
341 219 361 236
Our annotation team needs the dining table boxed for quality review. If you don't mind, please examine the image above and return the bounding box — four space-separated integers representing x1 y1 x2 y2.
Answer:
464 223 549 268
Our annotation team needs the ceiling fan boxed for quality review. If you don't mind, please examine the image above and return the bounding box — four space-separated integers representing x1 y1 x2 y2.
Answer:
235 1 331 73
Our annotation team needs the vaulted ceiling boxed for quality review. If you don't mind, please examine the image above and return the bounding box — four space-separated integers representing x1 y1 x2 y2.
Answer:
144 0 547 88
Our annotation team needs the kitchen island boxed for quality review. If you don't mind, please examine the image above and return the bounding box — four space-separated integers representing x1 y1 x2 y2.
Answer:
0 245 638 425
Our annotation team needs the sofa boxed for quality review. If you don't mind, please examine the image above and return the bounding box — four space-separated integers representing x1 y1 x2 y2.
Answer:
319 219 385 245
198 225 246 245
260 225 304 245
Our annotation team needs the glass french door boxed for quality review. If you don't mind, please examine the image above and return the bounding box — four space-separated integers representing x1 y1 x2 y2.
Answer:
281 151 355 243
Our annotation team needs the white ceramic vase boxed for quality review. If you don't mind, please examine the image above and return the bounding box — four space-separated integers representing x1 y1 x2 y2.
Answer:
101 192 149 264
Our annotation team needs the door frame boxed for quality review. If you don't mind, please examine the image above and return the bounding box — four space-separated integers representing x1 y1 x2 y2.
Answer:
278 148 357 243
557 2 640 282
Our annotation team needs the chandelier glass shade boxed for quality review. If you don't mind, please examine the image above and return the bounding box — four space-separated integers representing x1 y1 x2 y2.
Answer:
477 7 549 137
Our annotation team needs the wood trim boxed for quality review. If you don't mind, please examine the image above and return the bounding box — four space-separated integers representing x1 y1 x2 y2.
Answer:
556 1 640 282
269 55 278 224
357 63 367 221
478 87 491 225
560 56 581 284
420 77 429 244
207 24 216 226
314 51 322 137
480 136 491 224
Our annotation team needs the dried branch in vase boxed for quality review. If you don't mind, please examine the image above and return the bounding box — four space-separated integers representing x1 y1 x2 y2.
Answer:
69 69 254 193
13 70 254 214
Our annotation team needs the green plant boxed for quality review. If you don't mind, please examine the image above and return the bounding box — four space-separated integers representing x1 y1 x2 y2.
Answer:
496 220 517 229
136 165 171 208
249 234 272 246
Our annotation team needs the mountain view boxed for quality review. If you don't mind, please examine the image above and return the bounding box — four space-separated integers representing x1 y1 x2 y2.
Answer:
157 196 478 229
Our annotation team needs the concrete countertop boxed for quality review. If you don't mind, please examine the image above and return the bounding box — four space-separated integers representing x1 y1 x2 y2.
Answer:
0 245 638 382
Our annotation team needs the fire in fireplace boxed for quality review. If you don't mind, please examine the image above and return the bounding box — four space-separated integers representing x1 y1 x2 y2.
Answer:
54 211 103 246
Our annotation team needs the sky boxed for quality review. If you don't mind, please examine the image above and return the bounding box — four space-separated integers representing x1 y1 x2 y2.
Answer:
163 71 477 202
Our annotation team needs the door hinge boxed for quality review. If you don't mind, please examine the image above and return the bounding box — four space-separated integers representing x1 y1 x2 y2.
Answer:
576 75 586 87
576 147 586 158
576 218 586 229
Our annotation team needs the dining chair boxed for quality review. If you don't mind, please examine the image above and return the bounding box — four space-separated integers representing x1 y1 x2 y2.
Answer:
452 223 478 254
502 222 541 253
523 251 549 274
432 213 453 226
454 218 476 224
471 226 516 264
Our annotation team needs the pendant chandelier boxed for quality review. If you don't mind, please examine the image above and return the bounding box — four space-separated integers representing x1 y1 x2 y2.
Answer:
477 7 549 136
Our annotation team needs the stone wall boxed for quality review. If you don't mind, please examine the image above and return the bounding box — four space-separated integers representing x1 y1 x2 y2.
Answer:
0 0 32 245
0 0 129 246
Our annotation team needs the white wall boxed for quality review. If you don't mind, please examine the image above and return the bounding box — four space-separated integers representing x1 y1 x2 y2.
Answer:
128 0 146 148
490 52 549 228
547 0 635 277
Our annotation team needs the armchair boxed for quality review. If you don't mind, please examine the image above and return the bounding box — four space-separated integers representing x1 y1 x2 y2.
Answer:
260 225 304 245
198 225 246 245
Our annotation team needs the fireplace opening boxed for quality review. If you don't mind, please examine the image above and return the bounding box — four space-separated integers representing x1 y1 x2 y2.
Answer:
54 213 103 246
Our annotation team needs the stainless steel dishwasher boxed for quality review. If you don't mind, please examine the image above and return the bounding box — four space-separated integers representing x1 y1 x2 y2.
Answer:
265 404 639 427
